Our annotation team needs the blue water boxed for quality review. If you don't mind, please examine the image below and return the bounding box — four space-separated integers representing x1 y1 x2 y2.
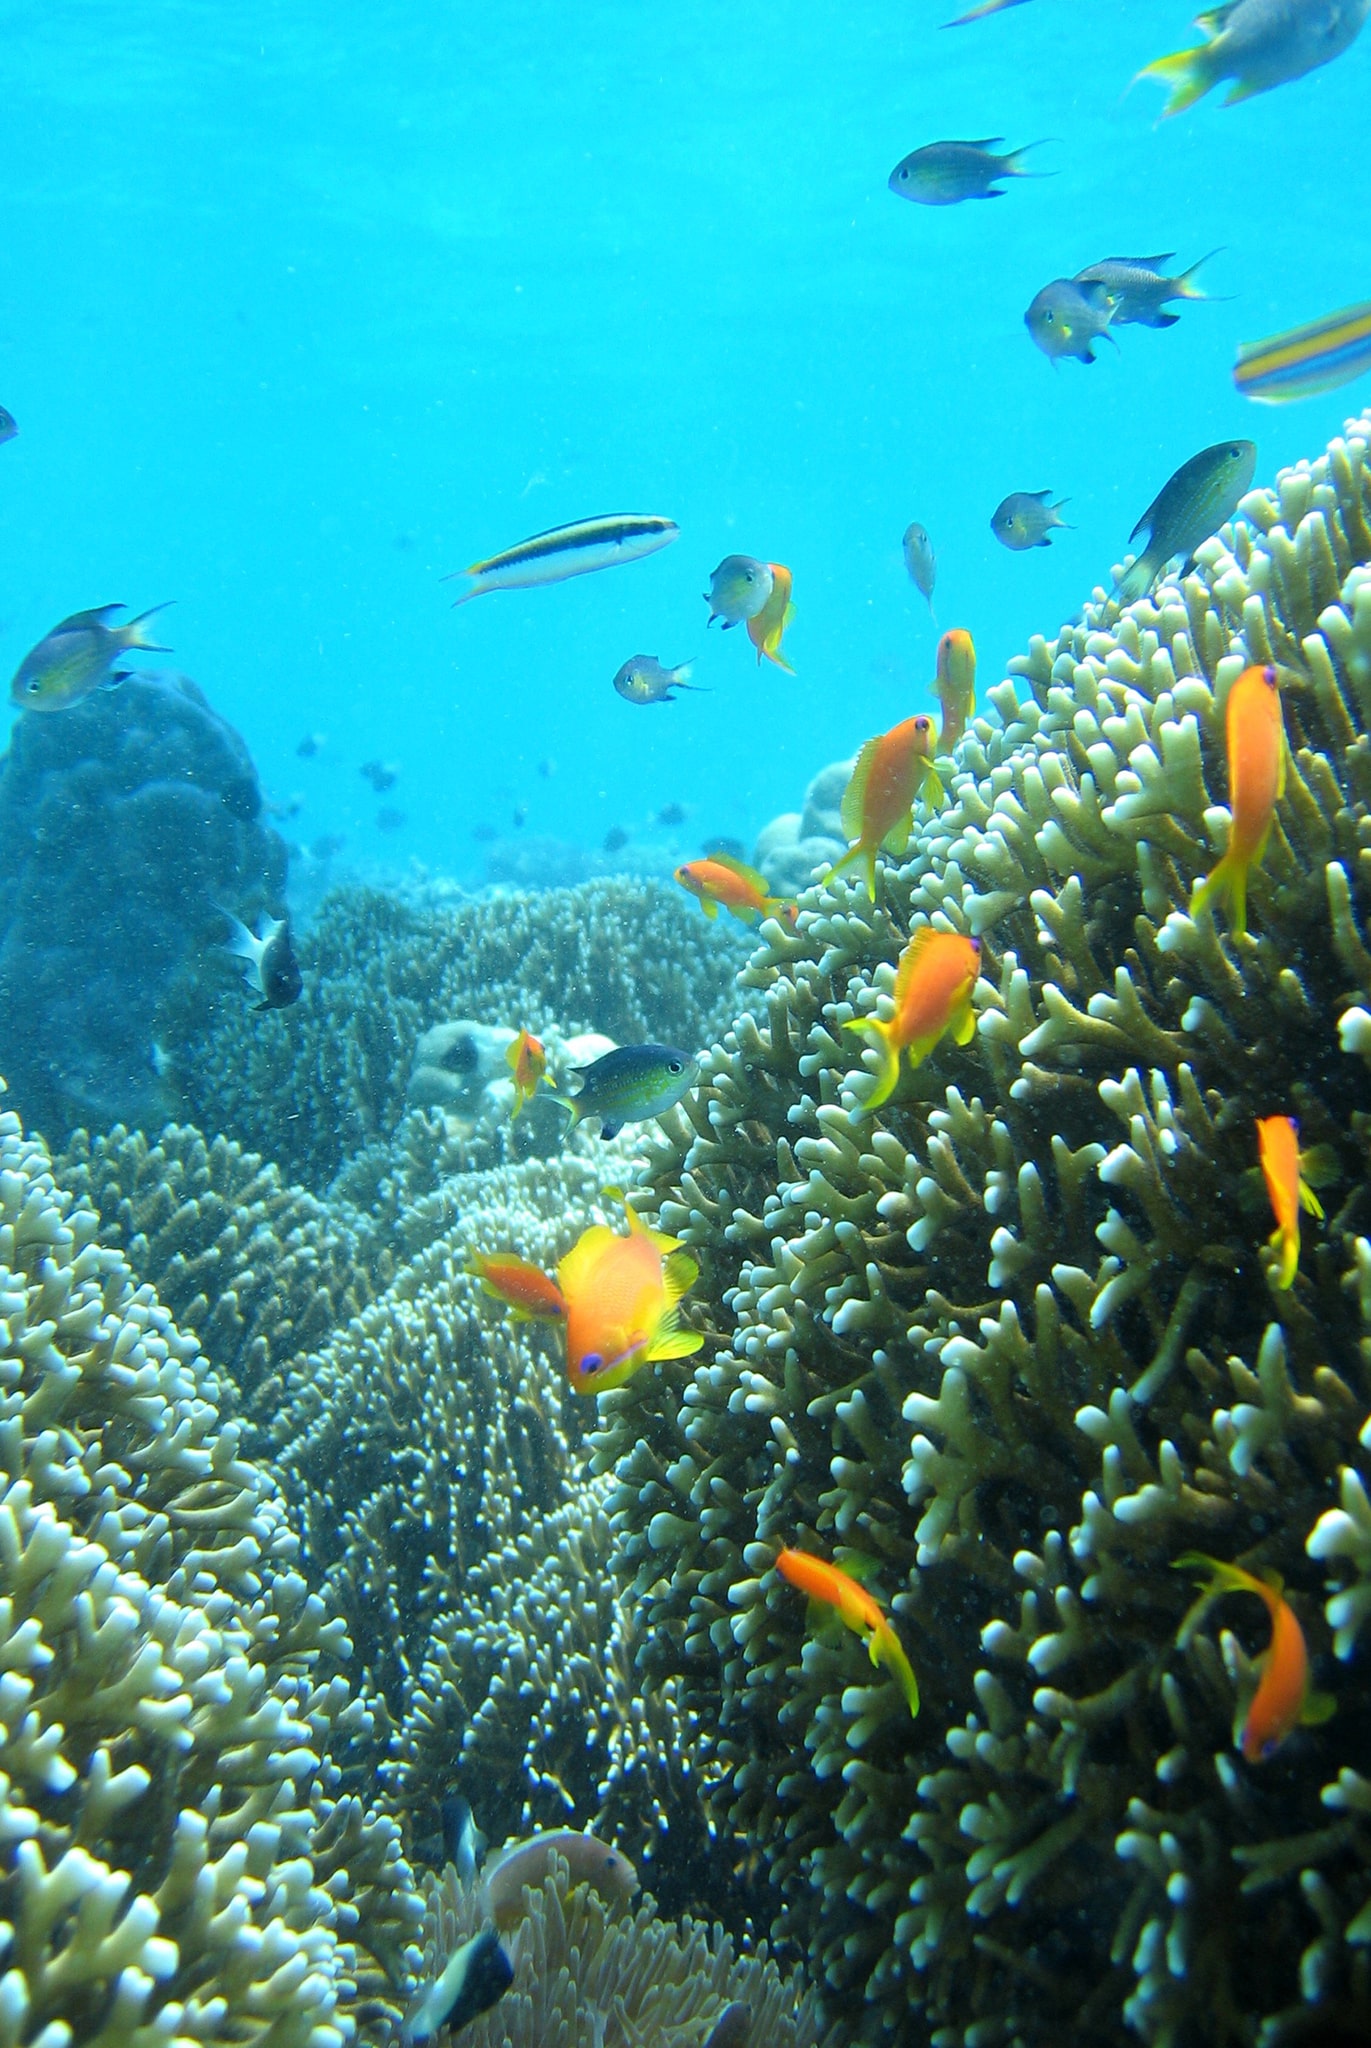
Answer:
4 0 1368 885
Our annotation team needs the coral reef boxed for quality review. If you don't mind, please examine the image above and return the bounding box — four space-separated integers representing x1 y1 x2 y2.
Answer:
755 759 850 899
0 672 287 1142
170 877 750 1189
591 412 1371 2044
0 1083 420 2045
410 1847 832 2048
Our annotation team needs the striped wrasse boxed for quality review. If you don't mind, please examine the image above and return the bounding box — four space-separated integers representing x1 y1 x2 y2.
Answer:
445 512 678 603
1234 300 1371 404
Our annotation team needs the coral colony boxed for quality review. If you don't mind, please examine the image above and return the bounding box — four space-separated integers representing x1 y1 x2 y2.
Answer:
2 418 1371 2044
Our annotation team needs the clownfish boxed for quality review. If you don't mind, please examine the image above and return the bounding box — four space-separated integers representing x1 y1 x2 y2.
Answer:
556 1202 702 1394
776 1547 919 1719
674 852 797 927
506 1029 547 1118
745 563 796 673
821 716 945 899
1174 1552 1333 1762
1255 1113 1324 1289
934 629 976 754
1191 663 1287 939
844 927 981 1112
467 1251 567 1322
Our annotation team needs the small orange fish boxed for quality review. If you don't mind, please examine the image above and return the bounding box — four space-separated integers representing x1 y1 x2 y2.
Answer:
844 927 980 1112
506 1028 547 1118
467 1251 567 1322
821 716 946 899
1175 1552 1333 1762
745 563 796 673
776 1547 919 1718
1256 1113 1323 1289
1191 663 1286 939
935 629 976 754
674 852 797 927
556 1202 702 1395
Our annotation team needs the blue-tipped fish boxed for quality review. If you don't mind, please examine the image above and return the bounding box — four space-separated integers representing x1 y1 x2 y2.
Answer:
1234 300 1371 404
445 514 678 604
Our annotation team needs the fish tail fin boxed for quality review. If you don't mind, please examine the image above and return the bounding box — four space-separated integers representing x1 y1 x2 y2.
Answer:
874 1623 921 1719
121 600 175 653
1269 1219 1300 1290
1172 1551 1259 1644
1114 548 1159 606
843 1017 901 1113
1005 138 1057 177
1178 247 1224 299
443 567 484 605
1136 44 1215 116
217 905 259 962
819 844 866 894
547 1089 582 1127
1191 848 1248 939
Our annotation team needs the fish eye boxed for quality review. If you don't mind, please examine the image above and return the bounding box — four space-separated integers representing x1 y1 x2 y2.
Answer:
582 1352 602 1372
26 678 39 693
668 1059 684 1074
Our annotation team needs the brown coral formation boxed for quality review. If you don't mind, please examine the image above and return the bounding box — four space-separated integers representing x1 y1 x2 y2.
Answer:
590 412 1371 2044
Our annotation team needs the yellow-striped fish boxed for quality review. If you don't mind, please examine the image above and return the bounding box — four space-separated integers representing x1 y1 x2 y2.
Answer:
445 514 678 604
1234 300 1371 405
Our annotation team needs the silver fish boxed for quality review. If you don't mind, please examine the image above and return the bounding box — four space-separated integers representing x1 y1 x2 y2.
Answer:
902 523 937 618
991 491 1071 551
888 137 1047 205
703 555 773 628
1116 440 1257 604
1074 252 1220 328
221 911 303 1012
1024 279 1118 364
445 514 678 604
10 602 173 712
612 655 705 705
1139 0 1370 113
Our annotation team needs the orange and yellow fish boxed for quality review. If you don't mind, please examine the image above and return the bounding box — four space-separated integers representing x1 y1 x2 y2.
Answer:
935 629 976 754
1191 663 1286 939
844 927 981 1112
746 563 796 673
1256 1113 1323 1289
556 1202 702 1395
467 1251 567 1322
776 1547 919 1719
506 1028 547 1118
821 716 946 899
674 852 797 928
1175 1552 1333 1763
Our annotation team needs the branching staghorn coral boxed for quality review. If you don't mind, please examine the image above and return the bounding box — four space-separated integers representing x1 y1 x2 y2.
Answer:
168 877 750 1188
0 1084 421 2046
592 412 1371 2046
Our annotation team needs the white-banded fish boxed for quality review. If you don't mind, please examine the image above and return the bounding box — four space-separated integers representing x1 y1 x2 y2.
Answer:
1234 300 1371 404
446 513 678 604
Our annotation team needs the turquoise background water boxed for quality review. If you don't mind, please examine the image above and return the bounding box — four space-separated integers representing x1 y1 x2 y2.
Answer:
3 0 1367 886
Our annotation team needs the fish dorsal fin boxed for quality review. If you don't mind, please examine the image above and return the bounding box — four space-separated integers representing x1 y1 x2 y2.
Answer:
54 603 125 633
556 1224 617 1296
661 1246 699 1303
892 926 941 1006
707 851 770 894
1301 1689 1337 1727
840 737 881 842
966 135 1004 148
1194 0 1237 32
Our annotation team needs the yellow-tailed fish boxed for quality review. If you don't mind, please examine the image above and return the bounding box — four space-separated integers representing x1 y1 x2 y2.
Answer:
990 490 1071 550
746 563 795 672
1174 1552 1333 1762
506 1029 547 1117
466 1251 567 1322
1234 299 1371 404
887 138 1049 205
821 716 945 899
556 1202 702 1394
935 630 975 753
1255 1114 1323 1289
445 514 678 604
1024 279 1117 365
1191 662 1285 938
1138 0 1369 115
10 603 174 712
674 854 797 927
775 1547 919 1719
1075 251 1220 328
844 927 981 1112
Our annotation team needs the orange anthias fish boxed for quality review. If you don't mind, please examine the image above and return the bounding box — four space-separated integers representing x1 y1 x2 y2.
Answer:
556 1203 703 1395
1191 663 1286 939
935 629 976 754
821 716 946 899
746 563 796 673
467 1251 567 1322
1175 1552 1333 1762
506 1028 547 1118
674 852 797 928
776 1547 919 1719
1256 1114 1323 1289
844 927 981 1113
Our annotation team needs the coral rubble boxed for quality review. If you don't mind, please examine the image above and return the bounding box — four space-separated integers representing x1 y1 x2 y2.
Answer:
592 411 1371 2045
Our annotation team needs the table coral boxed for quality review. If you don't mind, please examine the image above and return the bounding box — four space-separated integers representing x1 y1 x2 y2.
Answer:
0 1084 420 2045
592 412 1371 2045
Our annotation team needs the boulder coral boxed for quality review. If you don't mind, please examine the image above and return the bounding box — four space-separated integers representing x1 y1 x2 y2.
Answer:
592 411 1371 2045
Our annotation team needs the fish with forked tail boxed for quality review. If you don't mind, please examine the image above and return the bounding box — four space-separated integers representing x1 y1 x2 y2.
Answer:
1138 0 1370 113
1115 439 1256 603
10 603 174 711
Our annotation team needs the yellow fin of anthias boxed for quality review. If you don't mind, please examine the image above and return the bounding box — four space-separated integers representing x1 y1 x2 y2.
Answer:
841 736 880 844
